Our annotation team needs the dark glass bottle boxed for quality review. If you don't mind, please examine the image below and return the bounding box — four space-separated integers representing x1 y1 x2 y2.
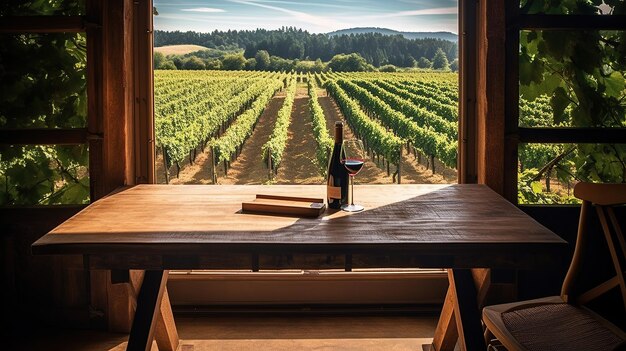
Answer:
326 121 348 209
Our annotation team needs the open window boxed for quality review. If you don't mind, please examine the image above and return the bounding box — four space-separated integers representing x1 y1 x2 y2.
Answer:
150 0 462 307
505 1 626 205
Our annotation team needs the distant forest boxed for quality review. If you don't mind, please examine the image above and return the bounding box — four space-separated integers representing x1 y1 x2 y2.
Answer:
154 27 458 68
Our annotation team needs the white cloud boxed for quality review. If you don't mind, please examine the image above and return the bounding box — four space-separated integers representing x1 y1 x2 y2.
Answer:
228 0 343 31
367 6 457 19
181 7 226 13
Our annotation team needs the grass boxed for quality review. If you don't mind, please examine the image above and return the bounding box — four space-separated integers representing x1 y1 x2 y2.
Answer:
154 44 209 56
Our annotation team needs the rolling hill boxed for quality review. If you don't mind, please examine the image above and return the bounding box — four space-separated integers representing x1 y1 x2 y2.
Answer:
328 28 458 42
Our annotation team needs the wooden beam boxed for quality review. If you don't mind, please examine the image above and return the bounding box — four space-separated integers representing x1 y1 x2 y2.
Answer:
458 0 478 184
504 0 520 203
476 0 506 196
85 0 108 328
518 127 626 144
132 0 156 184
471 269 491 305
516 15 626 30
102 0 133 194
432 287 458 351
0 16 86 33
432 269 491 351
108 270 144 332
155 288 180 351
449 269 487 351
127 270 168 351
0 128 90 145
86 0 138 331
86 0 106 201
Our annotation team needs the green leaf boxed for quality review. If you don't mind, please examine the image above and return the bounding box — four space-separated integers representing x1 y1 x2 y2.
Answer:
531 181 543 194
600 71 626 98
550 86 571 124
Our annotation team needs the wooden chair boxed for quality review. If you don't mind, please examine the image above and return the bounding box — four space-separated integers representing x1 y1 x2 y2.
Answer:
482 182 626 351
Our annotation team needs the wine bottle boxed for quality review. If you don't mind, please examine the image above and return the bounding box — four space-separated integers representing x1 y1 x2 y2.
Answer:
327 121 349 209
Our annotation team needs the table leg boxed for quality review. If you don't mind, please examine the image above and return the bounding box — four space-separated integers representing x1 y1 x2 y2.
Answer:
156 288 180 351
127 270 169 351
432 287 458 351
432 269 490 351
449 269 487 351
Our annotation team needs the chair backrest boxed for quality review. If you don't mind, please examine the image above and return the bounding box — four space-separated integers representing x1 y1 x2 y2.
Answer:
561 182 626 314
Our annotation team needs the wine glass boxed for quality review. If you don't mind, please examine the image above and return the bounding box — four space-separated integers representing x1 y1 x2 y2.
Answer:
341 139 365 212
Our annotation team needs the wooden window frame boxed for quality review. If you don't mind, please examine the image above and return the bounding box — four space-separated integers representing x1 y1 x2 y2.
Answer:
157 1 474 308
0 15 100 201
503 4 626 203
458 0 478 184
1 0 155 331
0 0 155 204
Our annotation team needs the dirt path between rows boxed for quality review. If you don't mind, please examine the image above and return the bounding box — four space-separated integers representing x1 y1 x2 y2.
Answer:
275 85 324 184
157 93 284 185
156 87 456 185
217 95 285 185
317 89 456 184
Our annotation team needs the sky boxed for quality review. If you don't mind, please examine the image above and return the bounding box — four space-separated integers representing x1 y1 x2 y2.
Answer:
153 0 458 34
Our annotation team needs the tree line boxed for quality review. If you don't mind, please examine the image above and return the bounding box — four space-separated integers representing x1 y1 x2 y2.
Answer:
154 27 457 68
154 48 456 73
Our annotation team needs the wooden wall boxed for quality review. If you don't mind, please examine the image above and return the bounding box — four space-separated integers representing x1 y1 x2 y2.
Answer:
1 207 88 334
1 0 153 332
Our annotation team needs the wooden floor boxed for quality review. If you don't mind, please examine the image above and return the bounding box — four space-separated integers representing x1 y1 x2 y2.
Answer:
12 315 437 351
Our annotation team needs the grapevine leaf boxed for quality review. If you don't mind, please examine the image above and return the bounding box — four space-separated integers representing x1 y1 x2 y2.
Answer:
600 71 625 99
531 181 543 194
550 87 570 124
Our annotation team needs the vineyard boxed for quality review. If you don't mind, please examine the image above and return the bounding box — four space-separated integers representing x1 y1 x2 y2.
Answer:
154 70 580 201
154 70 462 185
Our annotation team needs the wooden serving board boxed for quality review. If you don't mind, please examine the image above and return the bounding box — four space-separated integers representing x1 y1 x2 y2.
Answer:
242 194 326 217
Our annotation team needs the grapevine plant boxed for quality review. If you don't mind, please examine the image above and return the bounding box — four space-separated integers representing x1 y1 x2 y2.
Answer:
518 0 626 203
1 1 89 205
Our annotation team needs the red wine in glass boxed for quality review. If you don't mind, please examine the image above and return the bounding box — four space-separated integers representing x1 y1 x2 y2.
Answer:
340 139 365 212
343 159 364 175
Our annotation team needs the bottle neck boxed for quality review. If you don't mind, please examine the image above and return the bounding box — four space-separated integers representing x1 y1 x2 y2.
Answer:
334 126 343 144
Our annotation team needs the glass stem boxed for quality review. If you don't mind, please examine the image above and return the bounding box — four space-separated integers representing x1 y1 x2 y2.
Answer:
350 176 355 206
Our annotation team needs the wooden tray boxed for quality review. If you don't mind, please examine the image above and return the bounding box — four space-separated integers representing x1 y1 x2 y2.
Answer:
242 194 326 218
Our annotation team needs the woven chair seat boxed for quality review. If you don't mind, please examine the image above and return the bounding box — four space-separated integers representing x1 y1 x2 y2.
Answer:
499 303 624 351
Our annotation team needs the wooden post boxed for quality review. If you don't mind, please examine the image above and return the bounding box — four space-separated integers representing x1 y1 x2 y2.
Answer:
162 148 169 185
267 148 273 180
210 147 216 184
431 155 436 175
397 150 402 184
476 0 507 197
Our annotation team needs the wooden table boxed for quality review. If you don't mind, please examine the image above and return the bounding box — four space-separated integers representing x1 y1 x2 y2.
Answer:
32 184 566 351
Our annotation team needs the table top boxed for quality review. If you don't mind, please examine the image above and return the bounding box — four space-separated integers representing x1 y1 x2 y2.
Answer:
32 184 567 270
